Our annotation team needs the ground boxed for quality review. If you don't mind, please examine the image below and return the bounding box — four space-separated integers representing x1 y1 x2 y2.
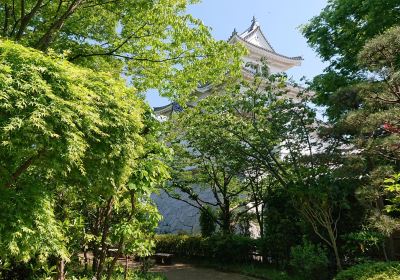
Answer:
151 263 259 280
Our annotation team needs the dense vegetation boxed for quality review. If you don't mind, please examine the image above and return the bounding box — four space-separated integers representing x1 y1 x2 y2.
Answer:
0 39 171 280
335 262 400 280
1 0 400 279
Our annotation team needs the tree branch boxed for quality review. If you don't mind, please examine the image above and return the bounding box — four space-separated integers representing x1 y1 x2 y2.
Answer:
3 149 45 189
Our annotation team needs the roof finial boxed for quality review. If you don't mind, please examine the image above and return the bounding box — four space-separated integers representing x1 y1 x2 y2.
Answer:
232 28 237 35
250 16 259 29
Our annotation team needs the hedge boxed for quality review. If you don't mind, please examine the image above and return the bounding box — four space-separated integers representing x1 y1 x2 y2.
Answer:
154 234 258 263
335 262 400 280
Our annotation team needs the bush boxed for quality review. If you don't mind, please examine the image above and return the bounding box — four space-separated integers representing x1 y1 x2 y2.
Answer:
211 234 257 263
154 234 257 263
335 262 400 280
341 230 384 264
154 234 205 258
199 206 216 237
289 240 329 280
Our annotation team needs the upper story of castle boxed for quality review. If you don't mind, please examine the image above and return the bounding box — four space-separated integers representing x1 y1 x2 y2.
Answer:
230 16 302 78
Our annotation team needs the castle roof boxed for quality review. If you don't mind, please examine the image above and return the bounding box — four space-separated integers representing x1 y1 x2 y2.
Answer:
228 17 302 68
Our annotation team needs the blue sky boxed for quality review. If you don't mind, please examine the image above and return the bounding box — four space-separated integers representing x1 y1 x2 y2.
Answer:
146 0 328 107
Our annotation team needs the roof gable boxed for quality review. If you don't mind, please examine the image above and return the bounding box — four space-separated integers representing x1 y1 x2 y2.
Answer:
240 26 274 52
238 17 274 52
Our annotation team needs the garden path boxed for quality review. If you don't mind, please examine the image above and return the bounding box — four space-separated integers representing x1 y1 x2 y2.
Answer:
151 263 259 280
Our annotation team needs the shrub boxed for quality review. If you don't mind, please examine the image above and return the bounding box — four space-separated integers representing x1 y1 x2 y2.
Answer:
154 234 205 258
341 230 384 264
335 262 400 280
154 234 257 263
199 206 216 237
289 240 329 280
210 234 257 263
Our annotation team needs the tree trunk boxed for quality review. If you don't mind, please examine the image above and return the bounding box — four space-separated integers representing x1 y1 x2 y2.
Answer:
221 200 231 235
2 4 10 36
15 0 44 41
382 241 389 261
388 235 395 260
124 256 128 280
92 207 102 274
83 246 88 273
327 228 342 271
96 197 114 279
35 0 85 51
105 238 124 280
57 258 65 280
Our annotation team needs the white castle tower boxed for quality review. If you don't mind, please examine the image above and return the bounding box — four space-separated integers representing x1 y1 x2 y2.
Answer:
153 18 302 234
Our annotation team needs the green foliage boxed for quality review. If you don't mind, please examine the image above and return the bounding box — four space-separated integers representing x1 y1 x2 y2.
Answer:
166 85 253 233
166 66 320 237
334 262 400 280
0 38 134 262
384 173 400 213
289 240 329 280
210 234 257 263
154 234 257 263
0 187 67 263
342 229 385 262
302 0 400 72
302 0 400 120
154 234 206 258
302 16 400 263
167 63 352 269
337 27 400 242
0 39 169 277
258 186 302 266
199 206 216 237
0 0 243 102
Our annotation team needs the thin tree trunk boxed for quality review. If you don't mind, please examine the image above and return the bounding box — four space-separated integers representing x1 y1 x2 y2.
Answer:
96 197 114 280
15 0 44 40
92 207 102 273
388 235 395 260
382 241 389 261
327 227 342 271
124 256 128 280
2 4 10 36
57 258 65 280
105 238 124 280
221 199 231 235
83 246 88 273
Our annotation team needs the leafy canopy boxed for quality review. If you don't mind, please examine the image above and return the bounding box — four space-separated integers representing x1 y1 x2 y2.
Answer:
0 0 243 101
0 39 168 265
301 0 400 120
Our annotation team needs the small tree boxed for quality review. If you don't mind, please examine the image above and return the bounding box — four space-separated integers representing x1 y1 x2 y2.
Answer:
166 108 251 235
199 206 216 237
